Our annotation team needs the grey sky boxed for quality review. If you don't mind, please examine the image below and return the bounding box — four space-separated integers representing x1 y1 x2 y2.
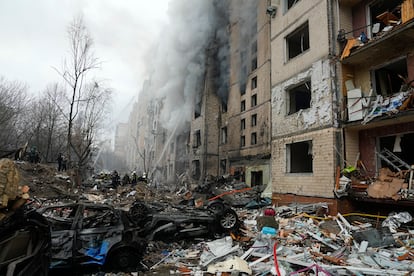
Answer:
0 0 169 131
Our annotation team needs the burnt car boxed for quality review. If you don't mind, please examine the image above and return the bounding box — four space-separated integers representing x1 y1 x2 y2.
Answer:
37 202 147 272
128 200 239 241
38 200 239 272
0 206 51 276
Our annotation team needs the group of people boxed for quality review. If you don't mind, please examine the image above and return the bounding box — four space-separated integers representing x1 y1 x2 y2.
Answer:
57 153 67 172
111 171 147 188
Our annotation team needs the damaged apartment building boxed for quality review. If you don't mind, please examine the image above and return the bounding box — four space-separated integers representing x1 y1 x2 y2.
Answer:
270 0 414 213
190 0 272 192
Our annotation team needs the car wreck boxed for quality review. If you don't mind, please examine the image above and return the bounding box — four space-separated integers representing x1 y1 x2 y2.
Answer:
38 202 147 272
37 199 239 272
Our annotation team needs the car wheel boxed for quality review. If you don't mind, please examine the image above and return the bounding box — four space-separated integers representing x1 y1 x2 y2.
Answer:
219 209 238 230
107 248 140 271
128 201 149 222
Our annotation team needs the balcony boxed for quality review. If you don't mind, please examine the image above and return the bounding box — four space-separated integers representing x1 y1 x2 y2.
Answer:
341 20 414 66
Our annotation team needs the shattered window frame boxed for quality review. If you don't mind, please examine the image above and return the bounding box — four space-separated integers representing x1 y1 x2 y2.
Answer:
241 118 246 130
372 56 408 97
367 0 402 38
287 80 311 115
286 140 313 173
286 22 309 60
241 135 246 147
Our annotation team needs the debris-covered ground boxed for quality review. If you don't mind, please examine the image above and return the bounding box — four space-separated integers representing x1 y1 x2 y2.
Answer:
1 160 414 275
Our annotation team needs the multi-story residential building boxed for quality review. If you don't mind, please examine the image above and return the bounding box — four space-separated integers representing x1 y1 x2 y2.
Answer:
224 0 272 189
188 0 273 191
189 45 222 182
269 0 344 212
339 0 414 209
270 0 414 213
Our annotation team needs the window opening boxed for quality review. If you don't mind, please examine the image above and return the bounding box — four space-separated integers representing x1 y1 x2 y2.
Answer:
287 140 313 173
373 58 407 97
286 22 309 60
288 80 311 114
251 132 257 145
251 114 257 126
251 94 257 107
193 130 201 148
251 76 257 90
241 118 246 130
251 171 263 186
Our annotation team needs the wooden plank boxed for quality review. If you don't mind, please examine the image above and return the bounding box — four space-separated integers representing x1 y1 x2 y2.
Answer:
402 0 414 24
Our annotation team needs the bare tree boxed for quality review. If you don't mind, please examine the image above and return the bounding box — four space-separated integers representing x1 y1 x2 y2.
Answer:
55 16 100 163
0 77 29 151
70 82 111 178
54 16 112 185
28 84 66 162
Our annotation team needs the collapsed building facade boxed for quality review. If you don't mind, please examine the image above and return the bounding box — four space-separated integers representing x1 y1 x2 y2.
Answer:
270 0 414 212
122 0 414 213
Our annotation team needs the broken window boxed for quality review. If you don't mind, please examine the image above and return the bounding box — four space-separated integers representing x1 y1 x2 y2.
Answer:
286 0 301 11
241 118 246 130
373 57 407 96
82 207 117 228
251 132 257 145
192 160 201 179
368 0 402 38
251 114 257 127
42 205 78 231
286 22 309 60
193 130 201 148
287 80 311 115
378 133 414 171
241 100 246 112
251 76 257 90
251 57 257 71
220 159 227 175
251 94 257 107
241 135 246 147
287 140 313 173
251 171 263 186
221 127 228 144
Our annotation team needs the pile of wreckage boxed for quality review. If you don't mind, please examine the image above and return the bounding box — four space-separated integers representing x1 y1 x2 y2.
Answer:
335 151 414 203
1 159 414 275
130 204 414 275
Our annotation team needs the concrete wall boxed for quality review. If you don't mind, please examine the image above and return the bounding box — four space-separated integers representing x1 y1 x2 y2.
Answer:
271 128 338 198
270 0 330 84
271 59 334 137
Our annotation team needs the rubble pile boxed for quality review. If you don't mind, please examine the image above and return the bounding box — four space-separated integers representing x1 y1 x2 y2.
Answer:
1 159 413 275
133 206 414 275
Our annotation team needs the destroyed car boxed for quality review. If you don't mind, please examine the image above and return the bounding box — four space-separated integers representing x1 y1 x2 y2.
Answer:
38 200 238 272
128 200 239 240
0 206 51 276
37 202 147 272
